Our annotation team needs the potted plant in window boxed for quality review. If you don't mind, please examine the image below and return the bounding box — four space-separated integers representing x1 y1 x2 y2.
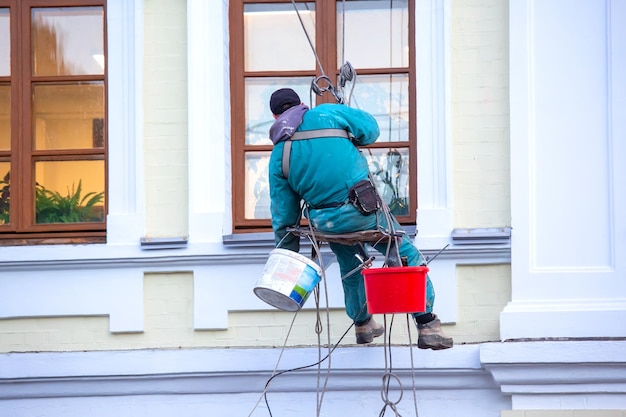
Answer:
35 180 105 224
0 172 9 225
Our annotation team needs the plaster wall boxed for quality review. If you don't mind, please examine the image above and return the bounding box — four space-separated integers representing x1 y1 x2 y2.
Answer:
0 263 510 352
451 0 510 228
143 0 189 237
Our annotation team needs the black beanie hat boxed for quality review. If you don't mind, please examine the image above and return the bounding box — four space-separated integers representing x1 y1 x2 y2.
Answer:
270 88 301 115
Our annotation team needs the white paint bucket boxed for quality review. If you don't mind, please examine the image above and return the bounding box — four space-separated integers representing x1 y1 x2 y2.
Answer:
253 248 322 312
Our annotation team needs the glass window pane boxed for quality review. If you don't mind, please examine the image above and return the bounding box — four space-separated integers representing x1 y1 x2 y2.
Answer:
32 7 104 76
0 9 9 76
245 148 411 220
349 73 409 143
337 0 408 69
0 84 9 150
32 82 105 150
364 147 410 216
0 162 9 225
245 77 310 145
34 160 105 224
244 3 316 72
245 151 271 220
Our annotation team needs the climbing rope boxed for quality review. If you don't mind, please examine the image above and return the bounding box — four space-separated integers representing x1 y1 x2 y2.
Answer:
306 219 334 417
376 314 421 417
253 2 423 415
379 315 405 416
290 0 357 105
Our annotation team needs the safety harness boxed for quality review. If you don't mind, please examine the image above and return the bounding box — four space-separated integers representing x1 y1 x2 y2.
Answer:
281 128 354 179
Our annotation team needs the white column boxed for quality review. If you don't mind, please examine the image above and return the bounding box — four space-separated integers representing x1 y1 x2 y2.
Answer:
503 0 626 339
415 0 454 242
106 0 146 245
187 0 230 242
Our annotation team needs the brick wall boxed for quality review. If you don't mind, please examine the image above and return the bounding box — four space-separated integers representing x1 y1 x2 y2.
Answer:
451 0 510 228
143 0 189 237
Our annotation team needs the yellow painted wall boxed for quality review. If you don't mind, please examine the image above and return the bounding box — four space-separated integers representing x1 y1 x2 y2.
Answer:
451 0 510 228
447 0 512 344
143 0 189 238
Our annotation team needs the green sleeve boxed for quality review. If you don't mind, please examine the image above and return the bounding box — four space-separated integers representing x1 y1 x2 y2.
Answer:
269 142 301 252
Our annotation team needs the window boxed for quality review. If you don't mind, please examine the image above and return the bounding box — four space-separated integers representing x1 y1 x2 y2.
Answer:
229 0 416 232
0 0 107 245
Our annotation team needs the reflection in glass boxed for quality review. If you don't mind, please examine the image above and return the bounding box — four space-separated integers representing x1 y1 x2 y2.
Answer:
0 163 9 225
32 82 105 150
245 77 311 145
0 84 9 150
34 160 105 224
244 147 410 220
337 0 408 69
363 147 410 216
244 3 316 72
245 151 271 220
0 9 9 76
349 74 409 143
32 7 104 76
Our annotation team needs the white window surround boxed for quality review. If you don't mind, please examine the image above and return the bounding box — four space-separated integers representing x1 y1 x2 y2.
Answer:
413 0 454 246
191 0 457 248
106 0 146 246
0 0 145 255
187 0 230 242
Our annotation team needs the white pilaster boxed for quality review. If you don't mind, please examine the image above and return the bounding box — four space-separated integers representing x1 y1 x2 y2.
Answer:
187 0 230 242
503 0 626 340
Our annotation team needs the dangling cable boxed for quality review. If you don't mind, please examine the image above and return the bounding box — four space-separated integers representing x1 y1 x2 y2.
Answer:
291 0 324 79
290 0 343 104
337 0 357 105
247 311 300 417
378 314 404 417
406 314 420 417
368 171 402 267
304 214 333 417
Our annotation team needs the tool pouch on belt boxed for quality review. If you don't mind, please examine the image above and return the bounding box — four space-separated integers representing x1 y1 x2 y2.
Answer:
348 180 380 215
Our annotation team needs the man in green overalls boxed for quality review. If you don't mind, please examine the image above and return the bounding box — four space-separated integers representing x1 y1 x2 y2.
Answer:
268 88 452 350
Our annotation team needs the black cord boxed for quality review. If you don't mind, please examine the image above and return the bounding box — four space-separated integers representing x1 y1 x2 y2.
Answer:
262 299 371 417
378 315 396 417
262 320 355 416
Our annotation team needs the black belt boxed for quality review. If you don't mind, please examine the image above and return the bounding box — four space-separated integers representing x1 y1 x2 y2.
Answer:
308 201 346 210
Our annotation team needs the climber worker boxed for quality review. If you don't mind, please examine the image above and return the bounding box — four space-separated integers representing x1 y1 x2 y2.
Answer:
267 88 453 350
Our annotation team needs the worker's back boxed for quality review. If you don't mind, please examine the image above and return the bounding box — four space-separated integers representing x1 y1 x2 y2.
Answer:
269 103 380 235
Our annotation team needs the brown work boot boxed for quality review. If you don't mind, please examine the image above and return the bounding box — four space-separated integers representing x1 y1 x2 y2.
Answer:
417 314 453 350
355 318 385 344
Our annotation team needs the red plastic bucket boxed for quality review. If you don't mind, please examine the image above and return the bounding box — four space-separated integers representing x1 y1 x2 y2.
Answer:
362 266 428 314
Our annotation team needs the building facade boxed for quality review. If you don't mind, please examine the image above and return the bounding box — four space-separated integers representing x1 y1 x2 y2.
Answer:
1 1 625 416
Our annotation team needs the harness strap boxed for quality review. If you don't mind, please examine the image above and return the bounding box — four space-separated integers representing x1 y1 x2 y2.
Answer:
290 128 353 141
281 128 353 178
282 141 293 178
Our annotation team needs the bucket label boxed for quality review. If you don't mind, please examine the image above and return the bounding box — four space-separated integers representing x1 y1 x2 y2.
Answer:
255 251 322 311
290 265 319 300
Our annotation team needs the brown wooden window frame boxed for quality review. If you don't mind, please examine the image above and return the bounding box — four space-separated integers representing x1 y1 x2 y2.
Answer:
229 0 417 233
0 0 107 245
